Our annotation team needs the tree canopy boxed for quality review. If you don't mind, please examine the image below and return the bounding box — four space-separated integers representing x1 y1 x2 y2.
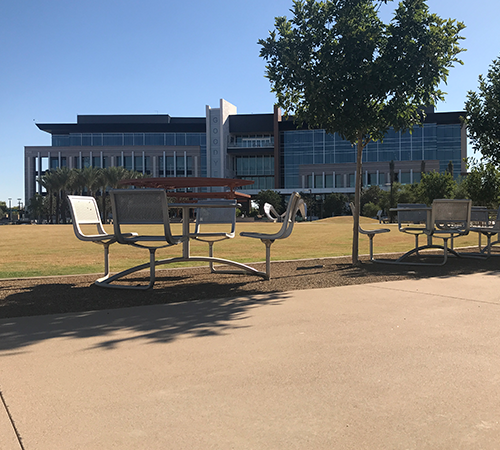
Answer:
255 190 284 214
259 0 465 263
461 160 500 208
416 171 456 205
464 56 500 164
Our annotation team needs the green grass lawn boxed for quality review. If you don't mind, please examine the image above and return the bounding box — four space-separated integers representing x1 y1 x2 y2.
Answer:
0 217 482 279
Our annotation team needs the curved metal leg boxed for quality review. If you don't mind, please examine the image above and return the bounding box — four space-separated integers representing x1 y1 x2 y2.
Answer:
375 240 459 266
96 249 158 290
96 253 267 290
95 242 112 283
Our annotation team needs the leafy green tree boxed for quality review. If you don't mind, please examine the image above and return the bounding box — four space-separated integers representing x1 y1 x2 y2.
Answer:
395 182 420 205
259 0 464 263
416 171 456 205
360 185 384 213
464 56 500 163
373 182 419 222
323 192 348 217
0 201 6 218
255 189 284 214
27 194 47 222
453 176 468 200
461 160 500 207
362 202 380 218
299 192 318 218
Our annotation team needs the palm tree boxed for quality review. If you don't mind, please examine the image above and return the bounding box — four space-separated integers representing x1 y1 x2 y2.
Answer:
27 193 46 223
81 167 102 197
54 167 72 223
98 167 136 222
67 168 86 196
37 170 59 223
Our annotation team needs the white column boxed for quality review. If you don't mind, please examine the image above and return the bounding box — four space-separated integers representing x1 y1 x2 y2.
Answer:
37 152 42 194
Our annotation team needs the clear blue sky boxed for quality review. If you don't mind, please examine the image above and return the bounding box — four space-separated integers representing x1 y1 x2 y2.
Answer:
1 0 499 204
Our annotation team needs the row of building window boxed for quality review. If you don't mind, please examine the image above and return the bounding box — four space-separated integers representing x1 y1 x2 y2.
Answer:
239 176 275 191
228 135 274 148
52 133 206 147
282 124 462 188
234 155 274 176
46 155 194 177
306 171 424 189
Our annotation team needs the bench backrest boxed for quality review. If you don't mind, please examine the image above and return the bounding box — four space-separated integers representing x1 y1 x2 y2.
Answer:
110 189 179 245
431 199 472 233
67 195 109 241
194 199 237 235
397 203 428 224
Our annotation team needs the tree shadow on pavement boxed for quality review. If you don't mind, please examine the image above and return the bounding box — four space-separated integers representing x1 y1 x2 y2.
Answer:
0 285 288 352
1 255 499 352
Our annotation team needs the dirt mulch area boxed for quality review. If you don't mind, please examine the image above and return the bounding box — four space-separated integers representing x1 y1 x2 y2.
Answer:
1 253 499 319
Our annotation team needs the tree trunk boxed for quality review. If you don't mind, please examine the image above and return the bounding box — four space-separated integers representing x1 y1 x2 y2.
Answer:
352 134 364 265
55 193 60 224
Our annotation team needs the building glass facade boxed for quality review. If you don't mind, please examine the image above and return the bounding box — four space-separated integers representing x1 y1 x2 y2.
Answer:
24 100 466 205
281 122 463 191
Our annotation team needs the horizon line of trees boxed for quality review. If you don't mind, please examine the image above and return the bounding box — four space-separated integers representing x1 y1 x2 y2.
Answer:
27 153 500 224
256 160 500 220
29 166 144 224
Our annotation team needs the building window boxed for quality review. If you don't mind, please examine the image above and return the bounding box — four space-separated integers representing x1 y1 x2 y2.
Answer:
240 176 274 190
234 156 274 176
103 134 123 146
400 172 411 184
123 156 133 171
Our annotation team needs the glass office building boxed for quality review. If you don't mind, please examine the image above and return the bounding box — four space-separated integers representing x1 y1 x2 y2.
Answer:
24 99 466 205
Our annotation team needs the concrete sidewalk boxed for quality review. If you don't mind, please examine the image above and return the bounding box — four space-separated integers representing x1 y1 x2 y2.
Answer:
1 272 500 449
